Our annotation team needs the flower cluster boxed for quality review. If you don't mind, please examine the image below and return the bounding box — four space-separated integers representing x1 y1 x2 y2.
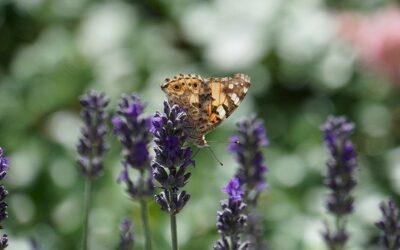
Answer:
113 94 154 199
152 101 194 215
227 116 268 249
228 116 268 205
0 148 9 249
119 218 134 250
77 90 110 178
322 116 358 249
375 199 400 249
214 178 248 250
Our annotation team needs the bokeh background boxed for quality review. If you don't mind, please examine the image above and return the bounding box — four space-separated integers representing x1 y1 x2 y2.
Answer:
1 0 400 249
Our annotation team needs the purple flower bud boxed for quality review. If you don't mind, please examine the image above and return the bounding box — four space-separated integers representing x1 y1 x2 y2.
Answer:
119 218 134 250
375 199 400 249
152 101 194 215
214 178 248 250
227 116 269 249
113 94 154 200
0 149 9 181
76 90 109 178
223 178 244 201
228 116 268 204
0 148 9 249
322 116 358 249
0 234 8 250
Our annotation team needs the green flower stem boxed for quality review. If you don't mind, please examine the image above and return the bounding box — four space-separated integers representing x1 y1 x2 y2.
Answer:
140 198 153 250
170 214 178 250
332 215 345 250
82 177 93 250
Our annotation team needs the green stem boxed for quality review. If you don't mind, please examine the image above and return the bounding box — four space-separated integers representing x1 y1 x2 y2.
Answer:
140 198 153 250
82 178 93 250
335 215 344 250
230 235 236 250
170 214 178 250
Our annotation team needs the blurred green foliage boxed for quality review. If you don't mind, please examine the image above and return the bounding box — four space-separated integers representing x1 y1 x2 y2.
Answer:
0 0 400 249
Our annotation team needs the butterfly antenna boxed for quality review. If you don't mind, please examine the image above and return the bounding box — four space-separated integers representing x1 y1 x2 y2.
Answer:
206 139 241 145
192 147 201 159
206 147 224 166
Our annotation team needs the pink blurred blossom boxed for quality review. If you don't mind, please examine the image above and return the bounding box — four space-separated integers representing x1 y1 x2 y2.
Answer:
338 6 400 86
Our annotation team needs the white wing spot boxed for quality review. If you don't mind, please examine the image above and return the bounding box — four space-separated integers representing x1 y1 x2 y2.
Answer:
228 84 234 89
231 93 238 100
243 87 248 93
229 93 240 105
216 105 226 118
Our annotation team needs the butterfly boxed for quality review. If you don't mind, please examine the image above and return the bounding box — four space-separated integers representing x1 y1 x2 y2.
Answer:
161 73 251 147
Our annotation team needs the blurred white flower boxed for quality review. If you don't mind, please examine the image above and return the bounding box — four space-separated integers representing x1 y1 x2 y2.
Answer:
77 2 136 60
9 193 35 224
277 1 335 63
52 194 81 233
181 0 279 71
9 144 42 188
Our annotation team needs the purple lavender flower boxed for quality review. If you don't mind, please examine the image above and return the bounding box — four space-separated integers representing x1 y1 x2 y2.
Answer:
375 199 400 250
77 90 109 178
228 116 268 205
77 90 110 250
113 94 154 199
227 116 268 249
322 116 358 250
214 178 249 250
0 148 9 250
0 236 7 250
113 94 154 250
152 101 194 215
119 218 134 250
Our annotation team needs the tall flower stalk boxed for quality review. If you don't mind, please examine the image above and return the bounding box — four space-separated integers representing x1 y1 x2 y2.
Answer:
113 94 154 250
375 199 400 250
227 116 268 249
0 148 9 249
214 178 249 250
152 101 194 250
77 90 109 250
322 116 358 250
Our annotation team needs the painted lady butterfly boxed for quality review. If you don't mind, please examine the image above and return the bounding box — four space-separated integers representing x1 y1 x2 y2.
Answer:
161 73 251 147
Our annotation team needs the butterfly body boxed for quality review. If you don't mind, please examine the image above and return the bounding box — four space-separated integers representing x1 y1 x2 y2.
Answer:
161 73 251 147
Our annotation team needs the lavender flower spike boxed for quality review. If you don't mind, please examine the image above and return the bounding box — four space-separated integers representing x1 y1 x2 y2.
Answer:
113 94 154 199
113 94 154 250
119 218 134 250
214 178 249 250
152 101 194 215
228 116 268 205
375 199 400 250
77 90 109 250
227 116 268 249
152 101 194 250
322 116 358 250
0 148 10 250
77 90 109 178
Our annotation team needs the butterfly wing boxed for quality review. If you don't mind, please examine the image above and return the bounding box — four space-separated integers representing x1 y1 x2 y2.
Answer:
198 73 251 135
